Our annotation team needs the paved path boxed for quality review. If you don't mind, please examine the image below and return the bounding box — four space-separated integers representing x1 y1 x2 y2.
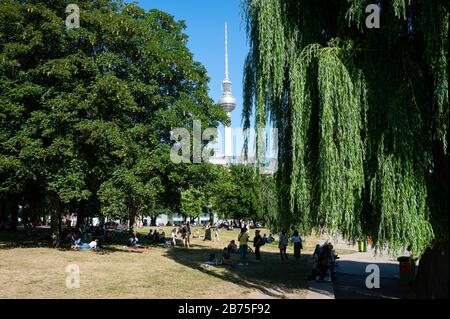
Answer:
333 250 415 299
306 236 415 299
306 280 335 299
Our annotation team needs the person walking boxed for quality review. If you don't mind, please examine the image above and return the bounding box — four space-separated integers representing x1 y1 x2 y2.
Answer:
181 224 189 248
253 230 263 261
279 231 289 261
171 228 177 247
204 223 212 241
214 224 220 242
238 227 249 265
291 230 303 261
185 222 191 248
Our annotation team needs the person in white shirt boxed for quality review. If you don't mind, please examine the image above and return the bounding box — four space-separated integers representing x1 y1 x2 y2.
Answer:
89 239 98 250
291 230 303 261
171 228 177 246
279 232 289 260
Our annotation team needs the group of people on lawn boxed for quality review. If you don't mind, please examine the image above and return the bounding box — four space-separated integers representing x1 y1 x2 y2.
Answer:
128 224 192 249
203 228 304 268
70 223 320 270
69 231 100 251
229 227 303 265
308 242 339 281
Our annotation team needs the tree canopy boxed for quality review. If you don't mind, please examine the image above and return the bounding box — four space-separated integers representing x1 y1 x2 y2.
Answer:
215 164 263 222
242 0 448 255
0 0 226 245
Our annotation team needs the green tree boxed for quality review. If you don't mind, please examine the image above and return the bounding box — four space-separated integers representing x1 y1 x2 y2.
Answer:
259 175 278 231
242 0 448 297
0 0 225 245
180 186 205 222
216 165 262 224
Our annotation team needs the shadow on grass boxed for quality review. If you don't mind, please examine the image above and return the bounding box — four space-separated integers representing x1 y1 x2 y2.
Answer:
0 229 172 254
163 245 312 299
0 229 53 249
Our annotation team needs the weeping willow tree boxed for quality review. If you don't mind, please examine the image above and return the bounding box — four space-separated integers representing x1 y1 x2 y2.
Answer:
242 0 448 296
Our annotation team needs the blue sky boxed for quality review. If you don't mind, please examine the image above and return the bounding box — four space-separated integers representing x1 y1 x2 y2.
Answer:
135 0 249 130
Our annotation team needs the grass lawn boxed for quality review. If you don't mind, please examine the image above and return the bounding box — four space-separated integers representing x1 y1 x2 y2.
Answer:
0 227 324 299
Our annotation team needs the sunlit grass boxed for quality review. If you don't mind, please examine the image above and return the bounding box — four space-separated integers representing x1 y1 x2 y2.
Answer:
0 228 322 299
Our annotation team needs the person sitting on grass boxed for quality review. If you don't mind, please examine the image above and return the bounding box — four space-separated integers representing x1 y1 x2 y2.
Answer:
68 231 79 245
222 247 237 268
203 253 220 266
71 232 89 250
227 240 238 254
262 234 268 244
89 239 99 251
267 234 275 243
159 230 166 243
73 237 98 251
128 231 144 248
153 230 160 243
73 237 86 250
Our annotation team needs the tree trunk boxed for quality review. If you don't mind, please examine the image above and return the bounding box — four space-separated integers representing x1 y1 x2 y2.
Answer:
0 200 6 223
8 200 18 232
209 211 214 225
416 141 450 298
76 202 85 229
150 216 157 226
415 241 449 298
128 218 135 233
128 205 137 233
48 193 63 248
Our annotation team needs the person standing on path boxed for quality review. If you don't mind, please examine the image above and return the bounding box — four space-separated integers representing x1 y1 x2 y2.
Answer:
253 230 263 261
279 231 289 261
238 227 249 264
291 230 303 261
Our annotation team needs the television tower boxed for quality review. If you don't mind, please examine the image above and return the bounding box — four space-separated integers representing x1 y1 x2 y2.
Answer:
218 22 236 160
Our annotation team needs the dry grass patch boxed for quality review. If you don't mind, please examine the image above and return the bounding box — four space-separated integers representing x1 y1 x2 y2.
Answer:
0 228 321 299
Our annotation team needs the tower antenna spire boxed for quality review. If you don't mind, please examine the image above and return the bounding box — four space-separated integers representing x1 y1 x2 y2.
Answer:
219 21 236 114
225 22 229 81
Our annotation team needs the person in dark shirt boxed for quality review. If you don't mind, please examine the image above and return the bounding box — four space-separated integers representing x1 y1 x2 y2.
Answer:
253 230 263 261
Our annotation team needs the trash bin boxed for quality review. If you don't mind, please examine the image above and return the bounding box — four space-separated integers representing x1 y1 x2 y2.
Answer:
358 240 367 252
397 256 416 285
